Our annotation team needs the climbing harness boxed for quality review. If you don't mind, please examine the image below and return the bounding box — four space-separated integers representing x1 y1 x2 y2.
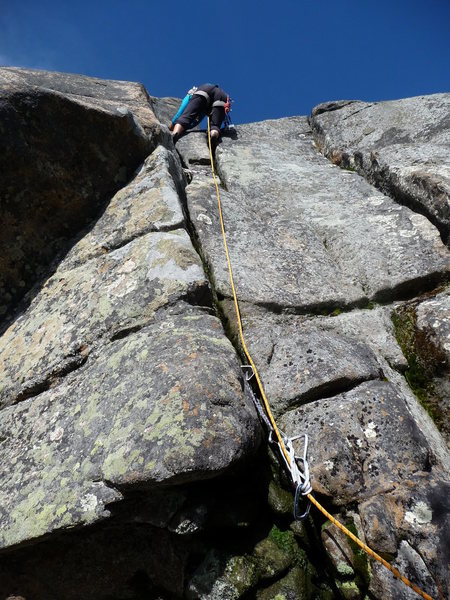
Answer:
212 95 231 112
206 117 435 600
194 90 231 113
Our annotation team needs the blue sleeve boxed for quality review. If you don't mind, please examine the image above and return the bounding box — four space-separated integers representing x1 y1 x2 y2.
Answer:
171 94 192 124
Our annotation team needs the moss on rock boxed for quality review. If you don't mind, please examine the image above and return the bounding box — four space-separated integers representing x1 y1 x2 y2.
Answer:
392 304 447 430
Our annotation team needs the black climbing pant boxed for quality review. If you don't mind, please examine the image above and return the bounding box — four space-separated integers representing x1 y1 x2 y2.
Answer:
174 94 226 133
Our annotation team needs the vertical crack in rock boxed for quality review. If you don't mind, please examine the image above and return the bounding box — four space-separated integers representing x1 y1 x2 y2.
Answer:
171 113 449 600
309 93 450 246
0 82 265 600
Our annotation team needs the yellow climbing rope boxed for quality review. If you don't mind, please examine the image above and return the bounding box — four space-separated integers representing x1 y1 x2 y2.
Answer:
206 117 434 600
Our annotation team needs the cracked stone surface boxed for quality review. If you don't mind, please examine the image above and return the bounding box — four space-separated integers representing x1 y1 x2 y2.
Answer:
1 73 449 600
237 311 383 417
62 144 187 269
310 93 450 244
186 117 449 313
359 475 449 593
0 67 156 318
369 540 441 600
0 229 209 409
279 380 449 596
279 381 434 503
0 310 260 549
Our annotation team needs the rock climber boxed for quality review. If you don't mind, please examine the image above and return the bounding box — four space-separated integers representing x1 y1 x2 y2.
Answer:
169 83 230 146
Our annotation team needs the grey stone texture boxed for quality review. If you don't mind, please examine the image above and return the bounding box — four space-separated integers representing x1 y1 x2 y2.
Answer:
62 144 187 269
0 72 261 558
236 312 383 417
1 71 449 600
0 310 260 549
279 381 432 503
416 289 450 361
0 229 209 408
182 110 449 599
3 66 158 131
186 117 449 314
310 94 450 244
0 67 157 317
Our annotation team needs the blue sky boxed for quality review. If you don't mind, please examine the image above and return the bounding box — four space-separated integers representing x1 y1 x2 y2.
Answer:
1 0 449 124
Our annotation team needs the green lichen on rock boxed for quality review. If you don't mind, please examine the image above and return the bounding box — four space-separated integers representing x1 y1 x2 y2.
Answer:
228 555 260 595
336 580 361 599
268 525 307 568
256 565 312 600
187 550 259 599
253 537 295 582
392 304 446 428
337 561 355 578
344 521 370 589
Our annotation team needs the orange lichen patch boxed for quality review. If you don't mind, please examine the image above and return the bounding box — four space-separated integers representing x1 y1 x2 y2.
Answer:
79 344 89 357
182 399 199 417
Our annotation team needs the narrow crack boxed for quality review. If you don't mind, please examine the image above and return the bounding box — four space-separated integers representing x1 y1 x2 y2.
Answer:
309 121 449 246
266 342 276 366
61 221 186 273
372 271 450 304
217 268 449 323
280 373 382 415
109 288 215 344
10 353 89 406
341 103 376 121
100 478 123 496
217 292 370 318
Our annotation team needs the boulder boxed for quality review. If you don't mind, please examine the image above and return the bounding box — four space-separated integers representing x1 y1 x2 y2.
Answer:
0 67 157 318
3 67 157 131
310 94 450 244
0 310 260 549
186 117 449 315
0 229 209 408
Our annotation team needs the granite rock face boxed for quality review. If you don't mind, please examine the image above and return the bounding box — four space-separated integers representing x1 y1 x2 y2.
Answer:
310 94 450 244
0 67 158 318
187 117 448 312
183 106 449 598
0 70 449 600
393 288 450 444
3 67 158 131
0 69 261 597
0 311 260 549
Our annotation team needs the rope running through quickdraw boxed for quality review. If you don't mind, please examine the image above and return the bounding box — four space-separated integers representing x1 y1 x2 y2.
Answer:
206 116 435 600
